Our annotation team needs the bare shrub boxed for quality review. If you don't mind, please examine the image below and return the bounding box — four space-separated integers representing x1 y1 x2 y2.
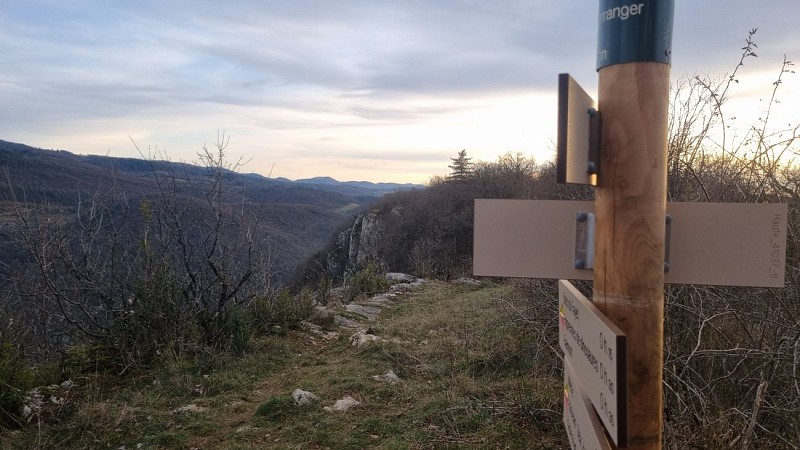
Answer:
663 31 800 448
1 135 269 372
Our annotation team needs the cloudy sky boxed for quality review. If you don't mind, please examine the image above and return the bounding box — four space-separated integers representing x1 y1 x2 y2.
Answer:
2 1 798 183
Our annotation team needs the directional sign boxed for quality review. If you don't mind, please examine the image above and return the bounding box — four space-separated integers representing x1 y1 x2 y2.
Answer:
564 358 613 450
473 199 788 287
557 74 598 186
559 280 626 447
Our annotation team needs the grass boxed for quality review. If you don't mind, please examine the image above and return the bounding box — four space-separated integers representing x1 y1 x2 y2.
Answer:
0 281 567 449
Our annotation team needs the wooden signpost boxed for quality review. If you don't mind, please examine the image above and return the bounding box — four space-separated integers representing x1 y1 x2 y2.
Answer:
560 280 627 447
595 2 673 445
472 1 790 448
564 358 613 450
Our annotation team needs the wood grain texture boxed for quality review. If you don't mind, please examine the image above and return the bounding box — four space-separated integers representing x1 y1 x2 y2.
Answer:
594 62 670 449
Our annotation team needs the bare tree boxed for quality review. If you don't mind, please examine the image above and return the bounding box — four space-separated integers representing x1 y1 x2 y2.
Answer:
2 134 268 370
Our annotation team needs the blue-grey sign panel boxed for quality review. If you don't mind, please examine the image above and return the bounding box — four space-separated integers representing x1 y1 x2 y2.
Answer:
597 0 674 70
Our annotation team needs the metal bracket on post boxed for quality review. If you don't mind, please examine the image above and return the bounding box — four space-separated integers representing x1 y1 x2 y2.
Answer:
573 212 669 272
574 212 596 270
587 108 601 177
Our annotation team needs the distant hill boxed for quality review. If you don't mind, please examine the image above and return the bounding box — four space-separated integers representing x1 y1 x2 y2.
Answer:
0 139 421 284
290 153 566 288
293 176 422 198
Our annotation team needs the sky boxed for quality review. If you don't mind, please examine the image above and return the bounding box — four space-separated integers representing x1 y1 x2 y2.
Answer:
1 1 798 184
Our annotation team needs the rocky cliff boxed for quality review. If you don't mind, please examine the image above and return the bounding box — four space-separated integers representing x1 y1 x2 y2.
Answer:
327 210 384 279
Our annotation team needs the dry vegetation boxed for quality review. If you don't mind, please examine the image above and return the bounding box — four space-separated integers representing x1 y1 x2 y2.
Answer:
0 281 567 449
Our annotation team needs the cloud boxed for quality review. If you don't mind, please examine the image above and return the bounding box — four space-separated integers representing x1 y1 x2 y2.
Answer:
0 1 798 183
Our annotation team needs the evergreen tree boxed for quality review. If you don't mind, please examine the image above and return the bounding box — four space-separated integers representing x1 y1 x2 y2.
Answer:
447 149 473 181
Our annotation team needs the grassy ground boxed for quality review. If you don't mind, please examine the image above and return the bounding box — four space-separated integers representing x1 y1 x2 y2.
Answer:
1 281 567 449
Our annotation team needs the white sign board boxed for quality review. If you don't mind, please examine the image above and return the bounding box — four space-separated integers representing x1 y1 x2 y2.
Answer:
473 199 788 287
559 280 627 447
564 358 613 450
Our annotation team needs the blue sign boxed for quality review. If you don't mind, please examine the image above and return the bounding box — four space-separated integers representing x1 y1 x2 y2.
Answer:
597 0 674 70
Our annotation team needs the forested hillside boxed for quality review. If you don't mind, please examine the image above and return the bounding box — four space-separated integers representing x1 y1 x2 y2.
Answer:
0 139 395 285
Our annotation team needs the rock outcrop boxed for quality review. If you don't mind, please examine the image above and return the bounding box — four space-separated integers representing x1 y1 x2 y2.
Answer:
328 210 384 279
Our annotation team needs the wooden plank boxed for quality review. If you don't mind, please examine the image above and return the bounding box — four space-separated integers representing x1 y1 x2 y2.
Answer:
560 280 627 447
564 358 613 450
473 199 788 287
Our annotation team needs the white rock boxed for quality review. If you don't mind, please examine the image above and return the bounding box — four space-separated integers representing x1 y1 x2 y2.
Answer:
60 379 74 390
21 388 43 421
372 370 402 384
292 389 319 406
349 331 381 347
172 404 208 414
323 396 361 412
386 273 417 283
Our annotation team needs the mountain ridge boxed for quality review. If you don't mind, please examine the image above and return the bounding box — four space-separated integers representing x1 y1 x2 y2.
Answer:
0 139 423 197
0 139 417 285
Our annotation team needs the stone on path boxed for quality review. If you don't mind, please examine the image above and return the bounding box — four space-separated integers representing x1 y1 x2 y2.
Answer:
335 315 365 329
344 304 382 321
349 330 381 347
172 404 208 414
372 370 402 384
386 272 417 283
323 396 361 412
292 389 319 406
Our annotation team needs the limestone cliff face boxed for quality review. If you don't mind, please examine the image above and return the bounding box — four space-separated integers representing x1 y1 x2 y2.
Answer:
328 210 383 279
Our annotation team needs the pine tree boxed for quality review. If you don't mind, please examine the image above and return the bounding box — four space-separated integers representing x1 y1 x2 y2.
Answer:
448 149 473 181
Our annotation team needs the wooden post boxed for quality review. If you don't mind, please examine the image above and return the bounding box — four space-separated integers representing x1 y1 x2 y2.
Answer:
594 62 669 449
594 1 674 448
